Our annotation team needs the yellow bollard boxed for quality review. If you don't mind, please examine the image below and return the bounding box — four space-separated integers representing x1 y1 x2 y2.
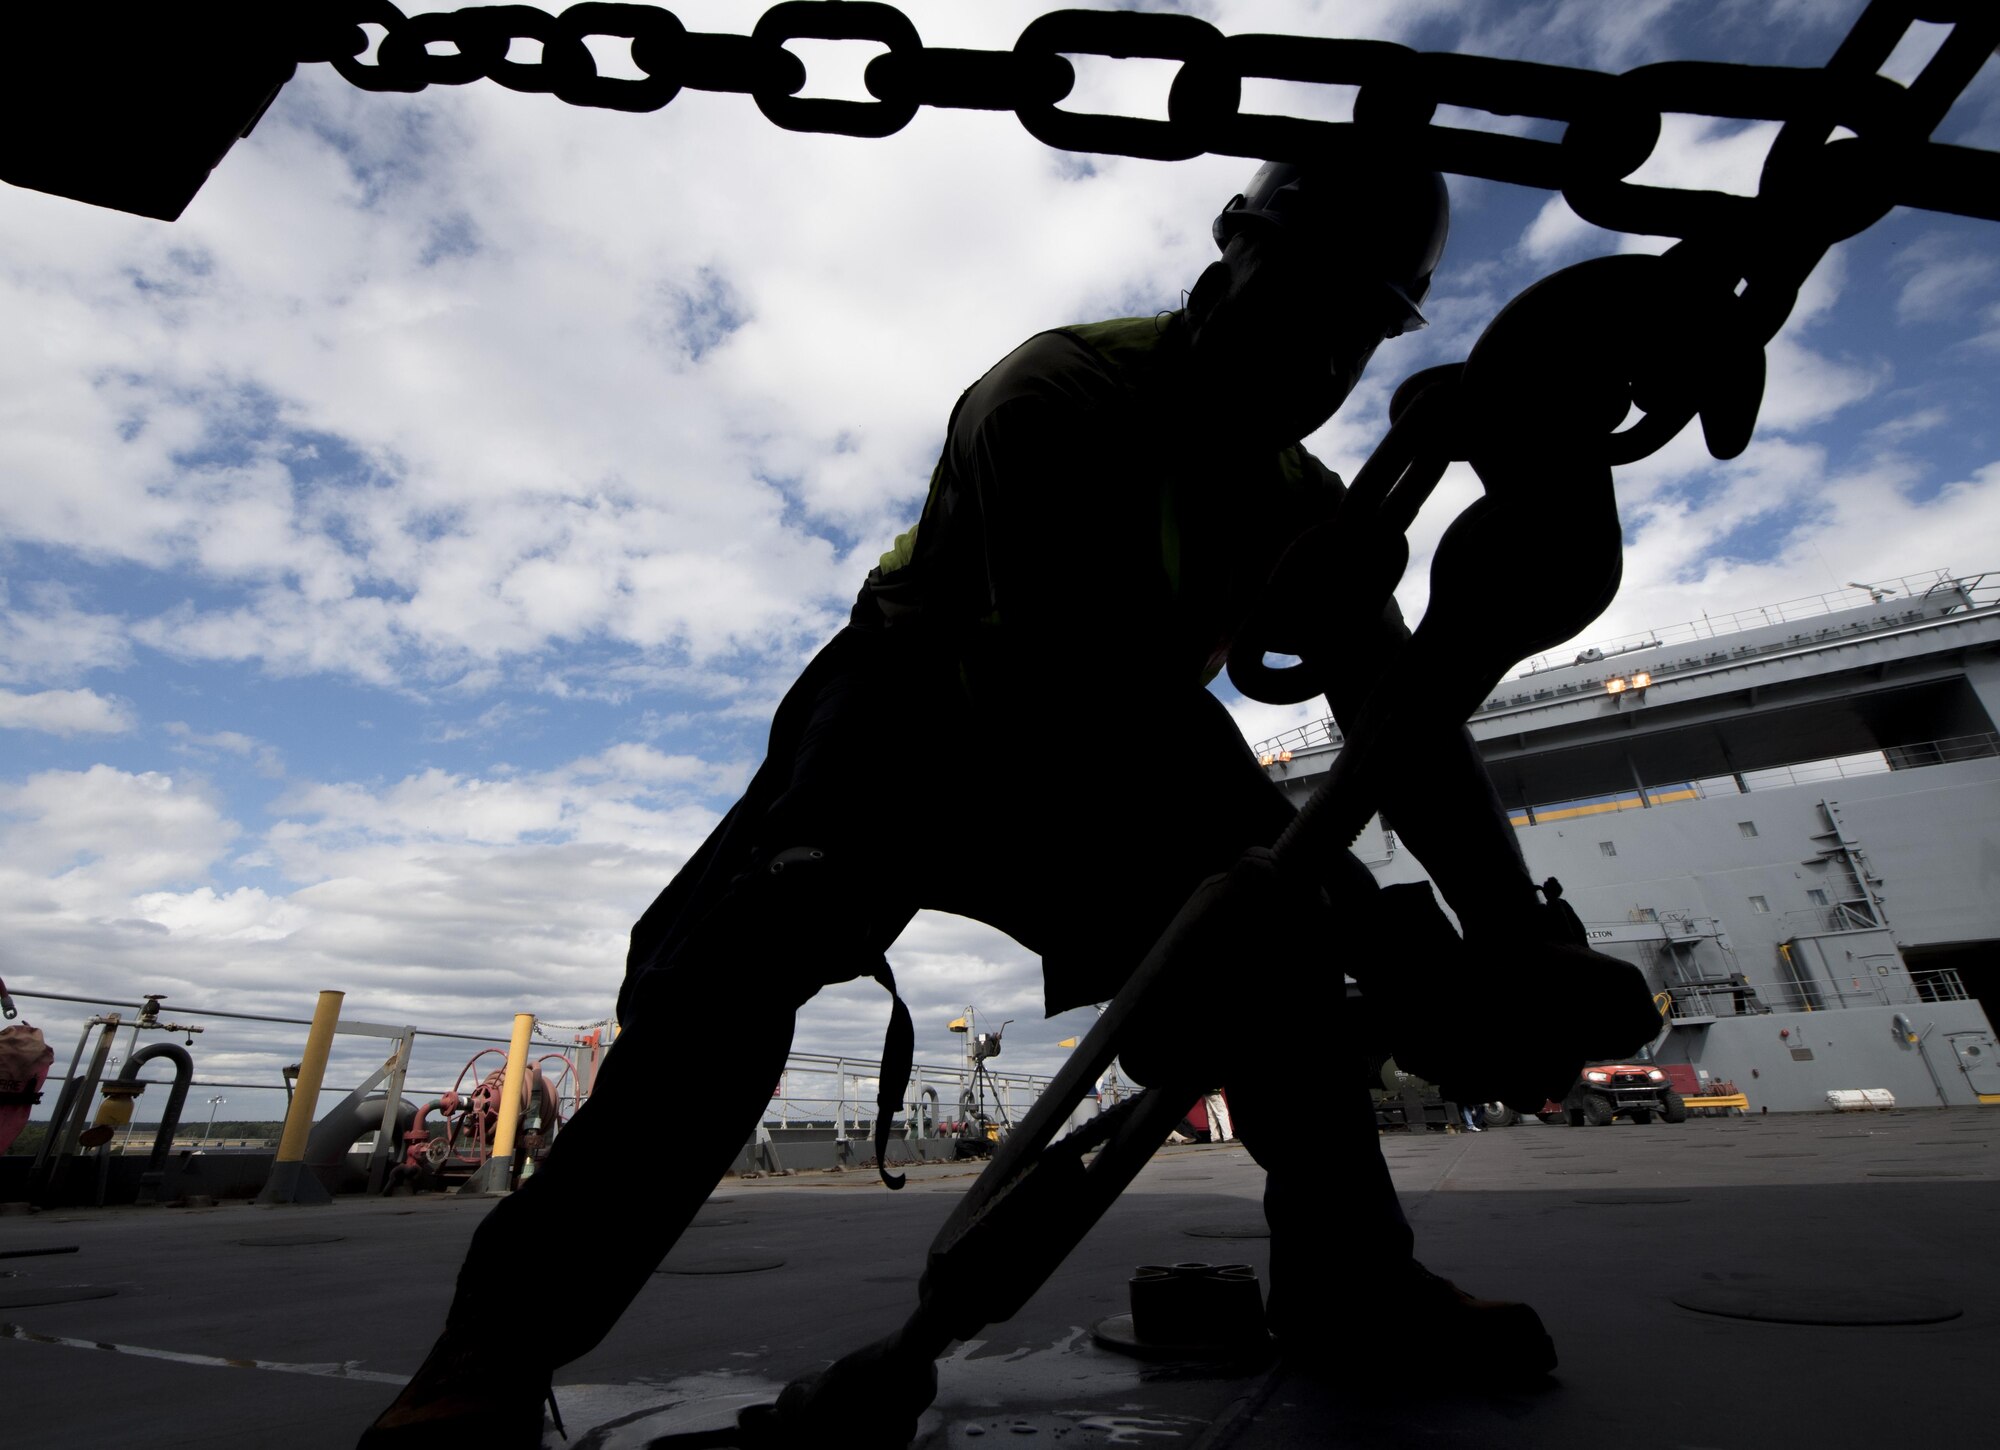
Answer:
258 990 343 1205
488 1012 536 1171
276 990 344 1163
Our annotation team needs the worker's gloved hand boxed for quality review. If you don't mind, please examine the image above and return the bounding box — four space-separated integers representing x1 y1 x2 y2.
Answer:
1354 882 1662 1109
1438 936 1664 1108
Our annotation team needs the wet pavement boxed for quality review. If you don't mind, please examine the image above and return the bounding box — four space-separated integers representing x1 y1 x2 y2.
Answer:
2 1108 1994 1448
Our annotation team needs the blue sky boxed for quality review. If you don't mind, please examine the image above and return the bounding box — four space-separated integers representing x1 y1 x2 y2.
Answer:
2 1 1996 1117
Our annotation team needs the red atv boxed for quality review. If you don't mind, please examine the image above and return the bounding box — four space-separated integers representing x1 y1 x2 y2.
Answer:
1537 1063 1688 1126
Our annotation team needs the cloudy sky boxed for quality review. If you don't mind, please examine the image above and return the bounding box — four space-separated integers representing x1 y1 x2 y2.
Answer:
3 1 1996 1121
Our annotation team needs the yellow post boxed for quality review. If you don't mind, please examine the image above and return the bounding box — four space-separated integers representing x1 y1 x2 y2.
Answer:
257 989 344 1205
276 991 344 1162
488 1012 536 1166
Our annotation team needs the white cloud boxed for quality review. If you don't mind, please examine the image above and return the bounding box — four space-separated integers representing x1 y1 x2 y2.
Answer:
0 766 235 901
164 721 285 776
2 2 1993 1104
0 687 135 736
1892 232 2000 326
0 582 131 685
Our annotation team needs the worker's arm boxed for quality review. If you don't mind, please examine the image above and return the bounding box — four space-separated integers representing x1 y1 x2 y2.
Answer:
1319 602 1543 936
1247 456 1543 936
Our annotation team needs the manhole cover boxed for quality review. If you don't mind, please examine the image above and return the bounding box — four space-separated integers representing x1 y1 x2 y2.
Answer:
1866 1169 1984 1178
687 1216 748 1228
1674 1286 1961 1326
1182 1223 1269 1240
0 1286 118 1308
657 1256 786 1276
1574 1192 1692 1205
1546 1168 1618 1175
236 1234 346 1247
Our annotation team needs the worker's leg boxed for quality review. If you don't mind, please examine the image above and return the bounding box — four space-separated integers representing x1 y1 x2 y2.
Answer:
361 633 934 1445
1225 913 1556 1378
1223 944 1415 1341
445 974 800 1363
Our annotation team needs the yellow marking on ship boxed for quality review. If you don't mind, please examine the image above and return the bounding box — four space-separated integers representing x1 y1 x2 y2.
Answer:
1510 785 1701 827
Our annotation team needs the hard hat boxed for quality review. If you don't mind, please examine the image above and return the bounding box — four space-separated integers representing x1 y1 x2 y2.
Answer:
1212 159 1450 336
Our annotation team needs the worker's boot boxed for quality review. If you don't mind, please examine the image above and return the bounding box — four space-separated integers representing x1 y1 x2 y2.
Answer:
737 1329 939 1448
355 1329 561 1448
1270 1260 1556 1384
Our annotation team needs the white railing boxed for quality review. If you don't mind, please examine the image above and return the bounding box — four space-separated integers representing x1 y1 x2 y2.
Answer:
765 1050 1056 1138
1511 569 1992 677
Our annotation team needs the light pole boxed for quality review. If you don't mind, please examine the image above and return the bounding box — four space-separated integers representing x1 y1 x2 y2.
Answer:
204 1095 226 1145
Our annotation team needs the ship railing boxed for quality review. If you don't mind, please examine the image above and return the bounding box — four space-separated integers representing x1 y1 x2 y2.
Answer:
1662 980 1775 1021
1248 572 1999 752
1781 903 1883 936
1510 568 1982 678
1259 725 1998 797
1251 715 1342 760
1909 967 1972 1004
1498 733 2000 828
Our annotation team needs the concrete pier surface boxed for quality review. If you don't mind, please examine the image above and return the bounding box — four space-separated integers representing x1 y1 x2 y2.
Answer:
2 1109 1993 1448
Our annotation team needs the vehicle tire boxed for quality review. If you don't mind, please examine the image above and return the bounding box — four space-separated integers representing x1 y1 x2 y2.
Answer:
1536 1110 1565 1125
1486 1103 1519 1127
1661 1089 1688 1123
1566 1107 1586 1127
1630 1108 1654 1125
1582 1093 1615 1126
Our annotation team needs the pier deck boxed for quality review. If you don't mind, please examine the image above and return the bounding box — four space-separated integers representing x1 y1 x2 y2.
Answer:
3 1109 1994 1448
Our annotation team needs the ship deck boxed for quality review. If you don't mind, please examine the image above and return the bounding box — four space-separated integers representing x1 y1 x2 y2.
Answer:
3 1109 1995 1448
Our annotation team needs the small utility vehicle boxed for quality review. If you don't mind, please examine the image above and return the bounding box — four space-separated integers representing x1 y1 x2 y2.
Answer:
1537 1063 1688 1125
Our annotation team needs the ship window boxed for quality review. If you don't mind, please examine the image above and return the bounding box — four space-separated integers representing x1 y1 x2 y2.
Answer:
1807 888 1829 906
1599 841 1617 857
1749 895 1770 913
1738 821 1758 837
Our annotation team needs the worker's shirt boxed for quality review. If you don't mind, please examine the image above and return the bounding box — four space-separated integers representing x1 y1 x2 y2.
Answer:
851 315 1345 698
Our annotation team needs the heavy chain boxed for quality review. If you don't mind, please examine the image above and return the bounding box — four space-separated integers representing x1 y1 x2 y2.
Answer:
303 0 1997 245
295 1 1997 481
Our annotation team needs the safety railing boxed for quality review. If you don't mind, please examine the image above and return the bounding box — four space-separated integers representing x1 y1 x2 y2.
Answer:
1910 967 1971 1004
1661 959 1977 1018
0 985 603 1150
1259 639 2000 770
766 1051 1057 1140
1781 903 1883 937
1510 569 1993 677
1498 734 2000 829
1661 980 1775 1021
3 985 1062 1154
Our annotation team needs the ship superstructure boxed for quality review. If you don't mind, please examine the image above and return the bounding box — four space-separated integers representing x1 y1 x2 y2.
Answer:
1257 569 2000 1111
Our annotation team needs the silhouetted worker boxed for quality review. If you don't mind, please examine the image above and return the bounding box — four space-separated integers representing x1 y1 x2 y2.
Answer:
361 158 1654 1447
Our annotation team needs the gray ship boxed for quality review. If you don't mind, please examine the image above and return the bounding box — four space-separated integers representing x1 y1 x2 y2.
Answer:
1255 568 2000 1113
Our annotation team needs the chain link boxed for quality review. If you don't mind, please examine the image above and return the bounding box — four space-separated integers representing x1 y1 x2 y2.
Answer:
307 2 1997 230
297 0 1996 475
